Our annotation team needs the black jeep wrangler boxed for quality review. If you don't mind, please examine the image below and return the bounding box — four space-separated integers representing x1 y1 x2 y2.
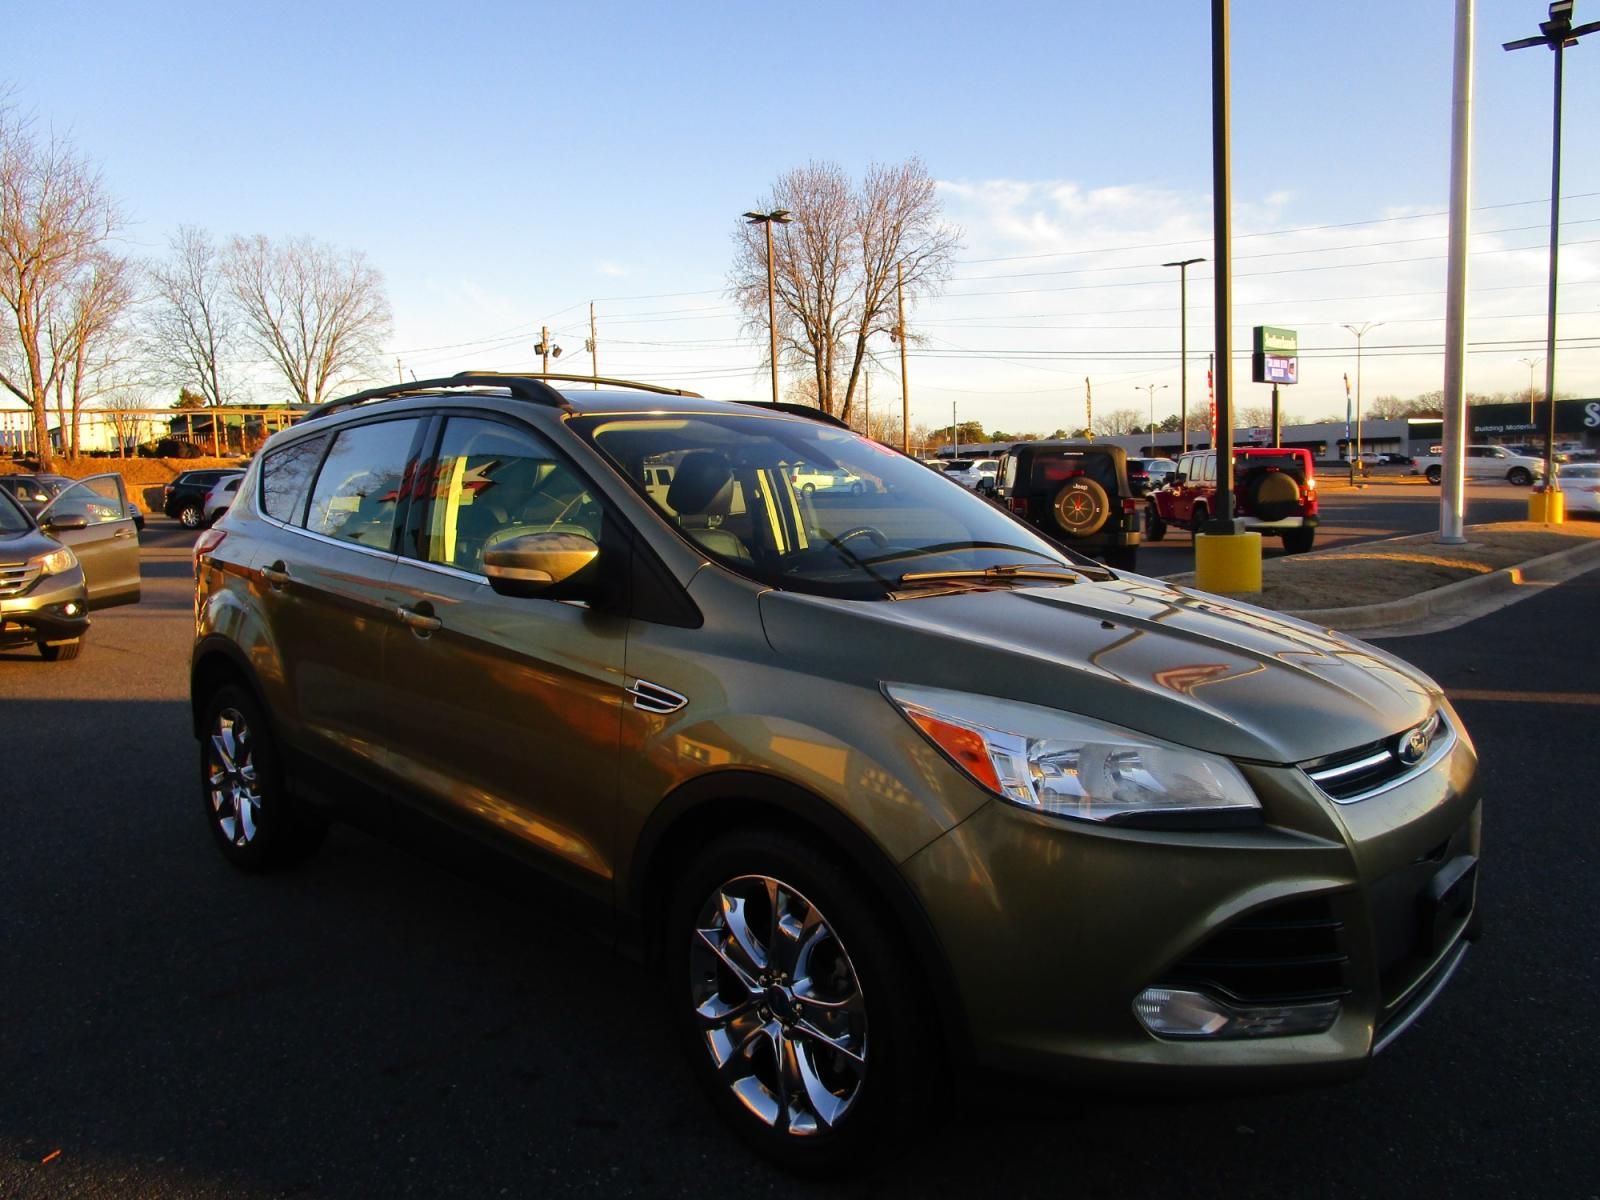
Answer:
990 441 1141 570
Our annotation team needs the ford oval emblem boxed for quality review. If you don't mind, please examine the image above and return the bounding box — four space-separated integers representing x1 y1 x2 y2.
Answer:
1398 724 1430 766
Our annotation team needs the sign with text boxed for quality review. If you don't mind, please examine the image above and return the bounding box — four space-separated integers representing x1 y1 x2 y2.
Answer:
1252 326 1298 385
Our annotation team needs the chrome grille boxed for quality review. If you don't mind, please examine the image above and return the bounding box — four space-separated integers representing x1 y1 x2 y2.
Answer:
0 560 41 597
1301 710 1454 803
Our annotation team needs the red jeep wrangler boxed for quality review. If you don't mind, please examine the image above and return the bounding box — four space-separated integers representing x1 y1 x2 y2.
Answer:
1146 447 1319 553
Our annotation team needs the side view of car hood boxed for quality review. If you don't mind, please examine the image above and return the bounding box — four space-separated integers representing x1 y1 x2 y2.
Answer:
759 576 1438 764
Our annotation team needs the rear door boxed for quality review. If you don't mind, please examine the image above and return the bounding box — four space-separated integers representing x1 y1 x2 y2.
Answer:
36 474 140 609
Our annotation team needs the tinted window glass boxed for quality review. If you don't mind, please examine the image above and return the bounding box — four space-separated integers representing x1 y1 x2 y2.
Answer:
1201 454 1216 482
412 417 603 573
43 479 127 525
1028 452 1117 493
1238 454 1304 473
305 419 421 549
0 488 28 533
261 434 329 524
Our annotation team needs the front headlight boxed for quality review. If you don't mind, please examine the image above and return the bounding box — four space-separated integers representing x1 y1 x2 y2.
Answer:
30 546 77 576
886 684 1261 827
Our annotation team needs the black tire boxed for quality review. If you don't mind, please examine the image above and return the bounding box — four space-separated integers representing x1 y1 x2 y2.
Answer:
1426 465 1442 485
801 483 816 495
37 638 82 661
1190 503 1209 536
1144 503 1167 542
1050 478 1110 539
178 503 204 528
1281 527 1316 554
199 683 325 870
849 481 864 495
1508 467 1533 487
670 828 936 1173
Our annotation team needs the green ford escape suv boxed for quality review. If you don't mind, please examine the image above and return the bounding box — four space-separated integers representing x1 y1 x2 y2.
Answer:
191 373 1481 1170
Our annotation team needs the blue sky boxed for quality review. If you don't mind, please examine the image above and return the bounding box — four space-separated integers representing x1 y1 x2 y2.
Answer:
11 0 1599 432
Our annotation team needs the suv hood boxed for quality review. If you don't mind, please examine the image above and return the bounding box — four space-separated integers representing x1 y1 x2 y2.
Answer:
759 576 1437 764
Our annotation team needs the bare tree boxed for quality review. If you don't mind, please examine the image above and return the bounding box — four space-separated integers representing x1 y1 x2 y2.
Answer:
225 234 391 407
1096 407 1146 437
733 157 959 423
0 105 125 470
48 250 135 457
146 225 238 453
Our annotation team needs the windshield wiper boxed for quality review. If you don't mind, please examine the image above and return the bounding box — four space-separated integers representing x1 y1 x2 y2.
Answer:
897 562 1104 587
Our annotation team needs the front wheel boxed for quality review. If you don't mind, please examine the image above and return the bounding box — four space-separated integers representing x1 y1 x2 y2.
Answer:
1426 466 1442 485
1189 503 1209 536
1144 503 1167 542
200 684 325 870
38 638 82 661
1508 467 1533 487
672 829 934 1171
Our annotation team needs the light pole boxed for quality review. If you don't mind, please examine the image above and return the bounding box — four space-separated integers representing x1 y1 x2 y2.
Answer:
1343 321 1383 473
1506 1 1599 513
743 209 793 407
1519 356 1545 425
1135 384 1168 451
1162 257 1204 454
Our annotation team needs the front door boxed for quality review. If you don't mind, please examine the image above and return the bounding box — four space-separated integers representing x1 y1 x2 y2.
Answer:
381 413 627 898
37 475 140 609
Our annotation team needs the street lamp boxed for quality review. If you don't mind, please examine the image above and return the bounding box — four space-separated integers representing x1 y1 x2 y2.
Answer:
1518 355 1545 425
1135 384 1168 451
743 209 793 407
1162 257 1204 454
1342 321 1383 474
1506 1 1599 509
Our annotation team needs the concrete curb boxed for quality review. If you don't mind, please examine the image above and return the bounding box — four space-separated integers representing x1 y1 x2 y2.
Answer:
1281 536 1600 631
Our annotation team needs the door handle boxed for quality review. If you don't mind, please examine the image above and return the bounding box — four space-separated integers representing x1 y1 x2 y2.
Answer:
395 605 443 634
113 528 134 539
260 562 291 589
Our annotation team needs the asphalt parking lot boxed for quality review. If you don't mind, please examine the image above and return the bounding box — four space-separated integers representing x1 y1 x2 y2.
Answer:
2 513 1596 1198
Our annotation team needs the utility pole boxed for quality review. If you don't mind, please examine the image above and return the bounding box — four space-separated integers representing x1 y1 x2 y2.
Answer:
396 358 403 383
589 302 600 387
1518 356 1544 424
896 263 910 454
1441 0 1477 543
1163 257 1205 454
1343 321 1382 483
1084 377 1093 440
1505 0 1598 517
951 401 957 458
542 326 551 374
863 370 871 440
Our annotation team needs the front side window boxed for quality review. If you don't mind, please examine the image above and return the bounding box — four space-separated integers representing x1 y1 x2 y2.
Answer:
41 478 128 525
305 418 422 549
571 412 1084 599
411 416 603 573
261 433 329 524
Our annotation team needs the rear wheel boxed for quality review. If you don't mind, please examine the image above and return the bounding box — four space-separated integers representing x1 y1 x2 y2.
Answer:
200 684 325 870
1144 503 1167 542
1426 465 1442 485
1508 467 1533 487
1281 527 1316 554
671 828 935 1171
37 638 82 661
178 502 203 528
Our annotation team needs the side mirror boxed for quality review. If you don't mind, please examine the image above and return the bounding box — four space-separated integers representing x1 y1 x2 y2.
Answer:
43 512 89 533
483 531 599 598
1172 473 1186 485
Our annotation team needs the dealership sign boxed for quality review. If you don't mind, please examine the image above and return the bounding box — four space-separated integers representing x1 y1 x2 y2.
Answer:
1252 326 1298 385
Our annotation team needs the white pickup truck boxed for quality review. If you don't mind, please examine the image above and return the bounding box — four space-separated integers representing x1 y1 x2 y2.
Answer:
1411 444 1547 486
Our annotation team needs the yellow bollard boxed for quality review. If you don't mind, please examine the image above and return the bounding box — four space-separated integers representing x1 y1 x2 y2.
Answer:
1194 531 1263 594
1528 488 1565 524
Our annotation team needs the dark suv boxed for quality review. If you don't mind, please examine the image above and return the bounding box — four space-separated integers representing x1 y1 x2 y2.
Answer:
163 469 243 528
990 441 1141 569
191 373 1479 1170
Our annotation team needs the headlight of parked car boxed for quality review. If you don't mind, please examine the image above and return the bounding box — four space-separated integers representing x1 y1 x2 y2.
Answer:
30 546 78 576
886 684 1261 827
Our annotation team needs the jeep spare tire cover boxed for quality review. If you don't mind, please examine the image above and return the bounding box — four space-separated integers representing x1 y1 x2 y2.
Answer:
1051 478 1110 538
1244 470 1300 522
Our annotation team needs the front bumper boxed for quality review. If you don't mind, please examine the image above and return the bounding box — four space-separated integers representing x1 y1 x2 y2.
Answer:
900 730 1480 1087
0 567 92 645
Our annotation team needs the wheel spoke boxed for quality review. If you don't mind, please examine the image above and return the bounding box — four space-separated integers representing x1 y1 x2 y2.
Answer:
791 1017 867 1071
794 1039 851 1128
719 892 769 974
210 730 236 772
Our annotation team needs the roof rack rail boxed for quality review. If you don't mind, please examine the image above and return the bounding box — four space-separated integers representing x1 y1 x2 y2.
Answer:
449 371 704 399
299 371 706 424
734 400 851 429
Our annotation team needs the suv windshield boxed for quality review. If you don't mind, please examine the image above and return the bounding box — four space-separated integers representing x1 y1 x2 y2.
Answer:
571 412 1079 598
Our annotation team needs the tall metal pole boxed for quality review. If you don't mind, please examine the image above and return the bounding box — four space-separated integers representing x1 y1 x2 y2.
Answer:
765 220 780 407
1164 257 1204 454
951 401 957 458
590 302 600 387
541 325 551 375
1541 36 1565 486
1441 0 1475 543
1519 356 1543 424
897 263 910 454
1209 0 1236 531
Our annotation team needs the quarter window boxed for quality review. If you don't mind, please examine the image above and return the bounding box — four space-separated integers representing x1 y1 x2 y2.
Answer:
260 433 329 524
304 419 423 549
412 417 603 573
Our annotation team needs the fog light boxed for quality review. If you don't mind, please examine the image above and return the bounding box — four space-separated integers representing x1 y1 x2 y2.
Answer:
63 601 81 617
1133 987 1341 1039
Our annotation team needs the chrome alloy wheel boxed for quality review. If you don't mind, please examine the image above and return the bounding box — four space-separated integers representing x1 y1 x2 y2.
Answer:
207 707 261 847
690 875 868 1136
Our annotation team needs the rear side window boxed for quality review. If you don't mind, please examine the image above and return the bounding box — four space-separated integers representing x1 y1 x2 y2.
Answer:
260 434 329 524
305 419 423 549
1201 454 1217 482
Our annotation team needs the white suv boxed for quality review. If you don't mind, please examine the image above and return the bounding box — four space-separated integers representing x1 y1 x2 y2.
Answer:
1412 444 1547 486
